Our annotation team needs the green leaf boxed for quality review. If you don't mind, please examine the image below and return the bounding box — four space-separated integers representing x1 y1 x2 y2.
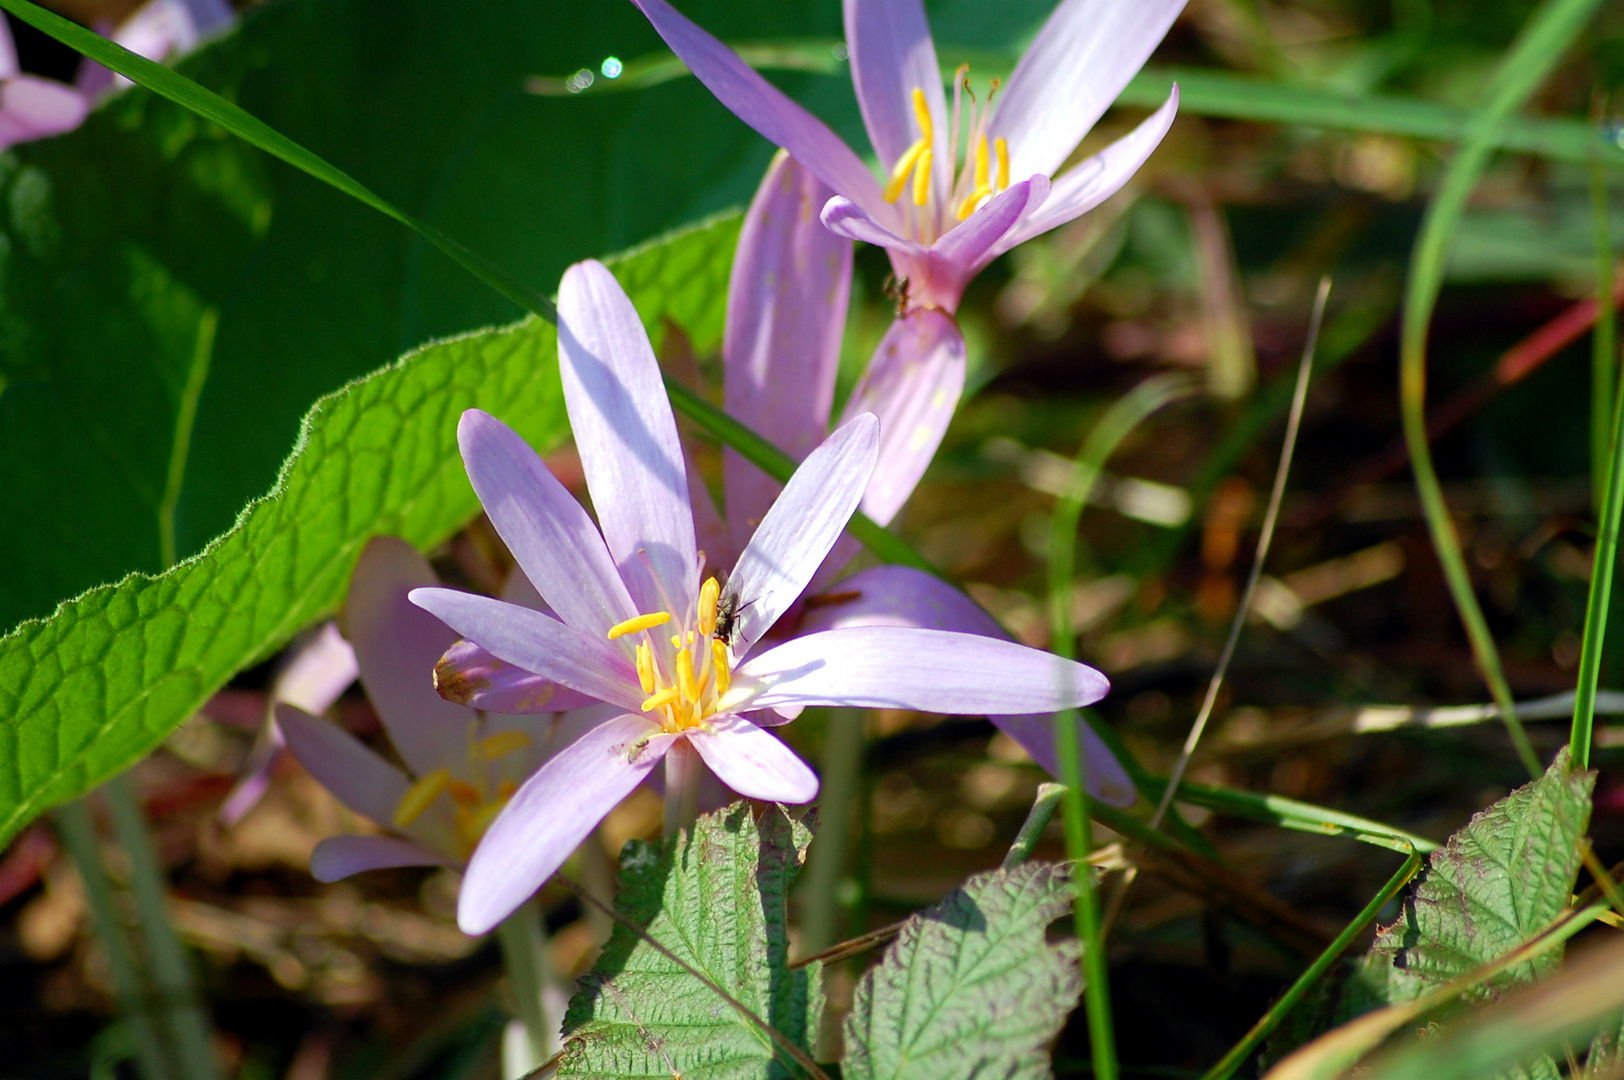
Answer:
560 803 822 1080
1360 749 1595 1007
0 0 856 632
842 861 1083 1080
0 213 741 849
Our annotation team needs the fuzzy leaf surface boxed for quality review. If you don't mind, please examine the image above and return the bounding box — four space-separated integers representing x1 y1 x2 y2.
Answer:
560 803 821 1080
843 860 1082 1080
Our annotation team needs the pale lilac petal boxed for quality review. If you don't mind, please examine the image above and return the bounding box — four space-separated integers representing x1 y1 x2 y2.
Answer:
276 705 409 826
113 0 198 62
844 0 949 199
458 409 638 637
178 0 235 37
311 834 454 883
433 639 602 714
989 713 1137 807
491 704 621 776
727 415 879 656
799 565 1000 636
821 196 928 258
0 18 18 79
217 753 274 827
410 589 643 713
838 309 965 526
908 176 1049 311
685 715 818 803
989 0 1186 181
994 87 1179 256
0 78 89 149
688 447 738 574
272 621 358 714
344 538 472 777
458 714 672 934
737 627 1109 714
723 153 853 557
558 261 698 615
500 565 546 610
630 0 891 223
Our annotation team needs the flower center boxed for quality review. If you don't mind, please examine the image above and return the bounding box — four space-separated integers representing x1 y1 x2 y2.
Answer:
882 70 1011 226
606 575 734 735
391 728 534 857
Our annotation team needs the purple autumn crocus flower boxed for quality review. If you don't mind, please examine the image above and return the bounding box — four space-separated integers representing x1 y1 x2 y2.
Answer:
690 150 1135 804
277 536 602 882
0 17 88 150
410 259 1114 934
632 0 1185 314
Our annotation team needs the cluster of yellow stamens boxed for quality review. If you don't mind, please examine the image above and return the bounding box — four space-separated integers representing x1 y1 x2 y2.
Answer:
881 72 1011 224
391 728 534 856
607 575 733 734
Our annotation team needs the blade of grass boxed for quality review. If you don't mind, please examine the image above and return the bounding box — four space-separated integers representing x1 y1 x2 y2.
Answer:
1200 850 1423 1080
1398 0 1607 782
1148 778 1437 855
1048 373 1200 1080
1574 151 1623 771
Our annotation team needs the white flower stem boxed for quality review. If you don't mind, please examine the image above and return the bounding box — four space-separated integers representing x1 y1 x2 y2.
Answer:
663 740 701 837
494 898 562 1077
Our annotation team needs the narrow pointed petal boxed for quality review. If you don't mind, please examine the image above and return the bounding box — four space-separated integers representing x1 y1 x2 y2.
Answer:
838 309 965 526
738 627 1109 715
458 409 639 637
0 78 89 149
686 716 818 803
558 260 698 614
272 621 357 714
276 705 410 826
630 0 890 222
0 18 19 79
989 712 1137 807
724 153 853 557
409 589 643 713
433 639 602 714
345 538 473 777
844 0 948 196
995 87 1179 255
910 176 1049 311
799 564 1000 635
459 714 671 934
821 196 928 258
311 834 455 882
727 415 879 656
990 0 1186 181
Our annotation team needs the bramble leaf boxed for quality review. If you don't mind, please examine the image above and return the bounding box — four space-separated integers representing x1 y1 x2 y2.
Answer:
560 803 821 1080
842 860 1083 1080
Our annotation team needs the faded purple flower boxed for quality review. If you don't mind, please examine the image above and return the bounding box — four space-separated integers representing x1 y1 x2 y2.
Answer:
412 259 1113 933
632 0 1184 313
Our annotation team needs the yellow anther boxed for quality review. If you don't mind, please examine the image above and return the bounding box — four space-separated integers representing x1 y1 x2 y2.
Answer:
995 137 1009 190
447 780 481 807
636 641 656 694
670 634 683 648
392 768 450 829
883 141 926 203
642 687 681 713
459 802 504 845
698 577 720 636
711 639 731 696
911 87 933 143
912 149 932 206
476 730 533 761
676 647 698 703
974 135 989 189
607 611 671 640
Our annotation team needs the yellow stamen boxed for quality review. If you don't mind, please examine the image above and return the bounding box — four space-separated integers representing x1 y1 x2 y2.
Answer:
711 639 731 696
883 141 926 203
447 780 481 807
912 149 932 206
392 768 450 828
911 87 933 143
475 730 532 761
607 611 671 639
974 135 989 189
636 641 655 693
676 647 697 703
995 137 1009 190
460 802 504 845
698 577 720 635
670 634 683 648
642 687 680 712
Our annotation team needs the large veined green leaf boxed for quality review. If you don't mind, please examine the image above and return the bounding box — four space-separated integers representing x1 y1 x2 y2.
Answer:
0 0 861 633
560 803 822 1080
842 861 1083 1080
0 212 741 850
1360 749 1594 1007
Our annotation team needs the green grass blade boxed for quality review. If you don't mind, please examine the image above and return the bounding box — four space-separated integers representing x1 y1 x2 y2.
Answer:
1155 779 1438 855
1398 0 1607 781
